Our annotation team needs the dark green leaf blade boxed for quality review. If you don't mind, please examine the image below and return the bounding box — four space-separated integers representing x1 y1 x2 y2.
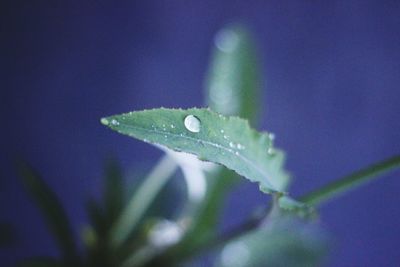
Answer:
17 162 78 264
101 108 290 194
0 222 16 247
103 158 124 225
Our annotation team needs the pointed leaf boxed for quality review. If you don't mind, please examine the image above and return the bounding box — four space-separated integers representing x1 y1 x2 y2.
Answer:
17 162 78 263
101 108 290 193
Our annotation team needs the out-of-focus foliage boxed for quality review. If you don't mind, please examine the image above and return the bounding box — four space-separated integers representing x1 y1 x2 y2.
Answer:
205 24 260 124
216 216 329 267
18 162 79 265
0 222 15 248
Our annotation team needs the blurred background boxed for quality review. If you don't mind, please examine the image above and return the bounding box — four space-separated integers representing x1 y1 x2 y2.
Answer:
1 1 400 266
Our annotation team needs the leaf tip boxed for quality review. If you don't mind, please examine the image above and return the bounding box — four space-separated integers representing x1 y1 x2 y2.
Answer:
100 117 110 126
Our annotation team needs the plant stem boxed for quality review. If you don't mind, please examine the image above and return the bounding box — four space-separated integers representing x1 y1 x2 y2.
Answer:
177 156 400 262
168 205 271 264
111 155 178 248
300 156 400 206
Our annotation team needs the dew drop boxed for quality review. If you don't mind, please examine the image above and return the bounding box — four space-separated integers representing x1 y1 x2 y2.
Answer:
268 133 276 141
184 115 201 133
237 143 245 150
111 119 119 126
149 220 183 247
220 129 224 134
267 147 275 155
229 142 235 148
170 124 175 129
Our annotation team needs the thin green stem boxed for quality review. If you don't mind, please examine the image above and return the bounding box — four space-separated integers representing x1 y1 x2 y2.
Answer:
111 155 178 248
300 156 400 206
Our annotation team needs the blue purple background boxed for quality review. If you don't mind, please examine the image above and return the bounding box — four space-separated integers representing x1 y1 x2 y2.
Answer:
2 1 400 266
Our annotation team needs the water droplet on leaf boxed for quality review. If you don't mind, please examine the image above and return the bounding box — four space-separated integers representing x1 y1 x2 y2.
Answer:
267 147 275 155
111 119 119 126
237 143 245 150
184 115 201 133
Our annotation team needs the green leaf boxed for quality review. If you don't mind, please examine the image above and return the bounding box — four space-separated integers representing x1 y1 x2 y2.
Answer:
101 108 290 194
103 158 124 225
17 162 78 264
300 155 400 206
215 217 329 267
111 155 178 247
85 197 106 238
0 222 16 247
206 24 260 125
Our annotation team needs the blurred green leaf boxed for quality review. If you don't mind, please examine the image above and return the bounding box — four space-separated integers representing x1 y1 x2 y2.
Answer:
85 198 106 238
0 222 15 247
83 198 109 266
215 217 329 267
206 24 260 125
158 169 238 263
101 108 290 194
17 162 78 264
110 155 178 248
104 158 124 225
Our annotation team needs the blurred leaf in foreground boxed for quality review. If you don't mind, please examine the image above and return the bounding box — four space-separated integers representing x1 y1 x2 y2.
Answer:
103 158 124 226
216 217 329 267
17 162 78 264
206 23 260 125
0 222 15 247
